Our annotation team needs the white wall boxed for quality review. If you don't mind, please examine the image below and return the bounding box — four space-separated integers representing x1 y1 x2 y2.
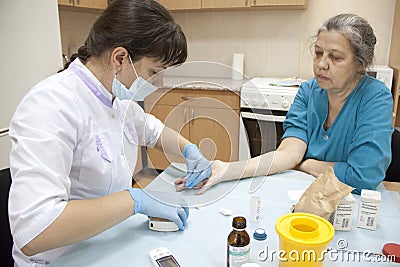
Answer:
173 0 396 79
0 0 63 169
298 0 397 78
58 9 100 58
59 0 396 79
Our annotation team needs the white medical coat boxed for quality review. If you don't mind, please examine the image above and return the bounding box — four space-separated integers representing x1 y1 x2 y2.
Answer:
8 59 164 266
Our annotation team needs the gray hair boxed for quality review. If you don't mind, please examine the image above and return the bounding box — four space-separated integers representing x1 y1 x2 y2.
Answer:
317 14 376 70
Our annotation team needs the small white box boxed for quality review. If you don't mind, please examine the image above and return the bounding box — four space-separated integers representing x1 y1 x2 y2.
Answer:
249 195 261 222
356 189 381 231
329 194 356 231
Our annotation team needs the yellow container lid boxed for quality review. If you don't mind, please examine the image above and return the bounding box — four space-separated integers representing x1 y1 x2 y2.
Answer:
276 213 334 246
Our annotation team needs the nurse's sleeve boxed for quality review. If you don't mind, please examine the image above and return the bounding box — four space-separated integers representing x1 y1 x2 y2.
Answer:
334 85 393 194
8 87 78 250
126 101 164 147
282 80 312 144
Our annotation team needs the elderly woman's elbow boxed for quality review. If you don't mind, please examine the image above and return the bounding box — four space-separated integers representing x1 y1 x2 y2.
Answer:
352 177 383 195
276 137 307 169
289 152 304 169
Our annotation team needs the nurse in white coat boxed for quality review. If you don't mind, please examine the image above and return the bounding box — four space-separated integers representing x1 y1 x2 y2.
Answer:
8 0 211 266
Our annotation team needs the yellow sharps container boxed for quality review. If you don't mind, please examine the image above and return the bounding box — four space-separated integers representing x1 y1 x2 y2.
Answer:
275 213 334 267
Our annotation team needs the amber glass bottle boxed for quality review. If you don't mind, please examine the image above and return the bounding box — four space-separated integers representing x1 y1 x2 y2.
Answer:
227 216 250 267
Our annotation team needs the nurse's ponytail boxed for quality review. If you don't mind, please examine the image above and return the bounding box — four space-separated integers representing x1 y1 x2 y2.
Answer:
76 45 90 64
57 45 88 72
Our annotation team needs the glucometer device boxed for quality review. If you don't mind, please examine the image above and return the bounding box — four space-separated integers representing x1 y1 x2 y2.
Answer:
149 247 181 267
149 217 179 232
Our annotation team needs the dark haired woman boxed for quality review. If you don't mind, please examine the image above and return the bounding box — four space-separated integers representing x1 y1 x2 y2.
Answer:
8 0 210 265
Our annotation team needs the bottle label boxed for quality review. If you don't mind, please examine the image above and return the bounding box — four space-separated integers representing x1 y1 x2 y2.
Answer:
228 244 250 267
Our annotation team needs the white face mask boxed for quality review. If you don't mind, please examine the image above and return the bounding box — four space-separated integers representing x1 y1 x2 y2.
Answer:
112 55 157 101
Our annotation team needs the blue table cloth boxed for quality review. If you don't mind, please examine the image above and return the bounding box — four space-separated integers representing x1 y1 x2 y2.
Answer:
50 164 400 266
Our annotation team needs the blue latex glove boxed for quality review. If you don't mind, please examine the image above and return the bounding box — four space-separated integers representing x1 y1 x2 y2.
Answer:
127 188 189 230
183 144 212 188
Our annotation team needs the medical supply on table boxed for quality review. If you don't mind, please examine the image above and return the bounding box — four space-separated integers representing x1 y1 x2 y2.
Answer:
252 228 267 241
149 247 181 267
291 167 354 219
382 243 400 263
251 228 267 266
227 216 250 267
328 193 356 231
356 189 381 230
149 217 179 232
249 195 261 223
219 208 233 216
275 213 334 267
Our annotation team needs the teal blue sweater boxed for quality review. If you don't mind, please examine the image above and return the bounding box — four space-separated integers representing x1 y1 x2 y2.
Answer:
283 76 393 194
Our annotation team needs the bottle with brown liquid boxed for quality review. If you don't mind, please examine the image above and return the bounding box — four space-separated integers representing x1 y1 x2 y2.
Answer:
227 216 250 267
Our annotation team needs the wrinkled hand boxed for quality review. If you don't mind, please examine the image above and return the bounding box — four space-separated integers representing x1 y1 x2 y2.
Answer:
182 144 212 188
127 188 189 230
175 160 229 194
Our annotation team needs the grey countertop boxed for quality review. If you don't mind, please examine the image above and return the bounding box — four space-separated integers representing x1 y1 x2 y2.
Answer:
162 75 246 92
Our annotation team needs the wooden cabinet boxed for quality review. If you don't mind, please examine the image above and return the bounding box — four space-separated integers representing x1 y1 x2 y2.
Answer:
59 0 307 11
202 0 248 9
144 89 240 170
250 0 307 8
159 0 201 10
58 0 108 10
159 0 307 10
58 0 73 6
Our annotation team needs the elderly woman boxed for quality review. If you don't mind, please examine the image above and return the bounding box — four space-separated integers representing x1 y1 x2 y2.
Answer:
177 13 393 195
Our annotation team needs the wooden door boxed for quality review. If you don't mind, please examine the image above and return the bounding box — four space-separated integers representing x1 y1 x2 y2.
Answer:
202 0 248 9
189 107 240 162
147 104 190 170
161 0 201 10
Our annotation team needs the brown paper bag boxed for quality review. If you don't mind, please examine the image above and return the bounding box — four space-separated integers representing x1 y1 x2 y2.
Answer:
292 167 354 219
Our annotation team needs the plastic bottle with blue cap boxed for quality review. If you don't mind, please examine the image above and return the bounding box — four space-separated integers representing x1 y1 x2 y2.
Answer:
253 228 267 241
250 228 267 263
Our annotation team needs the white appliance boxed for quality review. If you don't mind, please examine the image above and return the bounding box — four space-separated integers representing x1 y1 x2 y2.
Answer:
0 1 62 169
239 78 300 160
366 65 393 90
